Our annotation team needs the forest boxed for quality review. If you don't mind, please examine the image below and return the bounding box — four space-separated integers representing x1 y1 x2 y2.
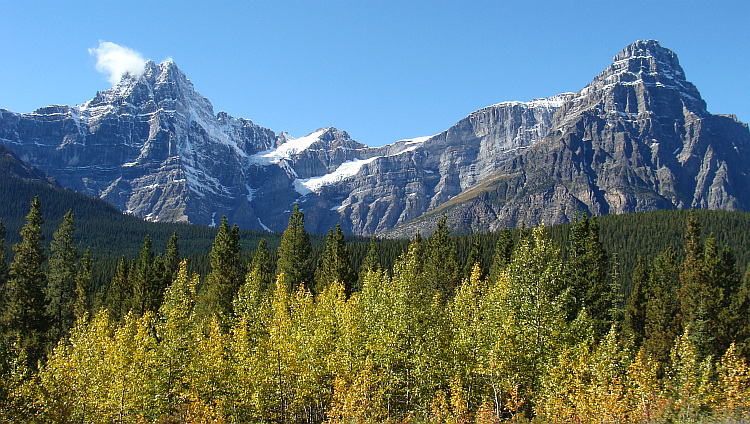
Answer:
0 197 749 423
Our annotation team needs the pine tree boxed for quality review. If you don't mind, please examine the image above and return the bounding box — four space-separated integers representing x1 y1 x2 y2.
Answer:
4 196 48 366
248 238 274 297
131 236 156 316
730 267 750 359
0 220 8 322
105 257 131 321
362 236 379 273
463 235 483 280
164 232 180 283
196 216 242 321
643 249 682 365
45 210 78 343
624 256 649 347
566 213 613 336
276 204 312 291
679 214 720 358
314 224 357 295
423 215 460 300
488 228 513 285
74 248 92 320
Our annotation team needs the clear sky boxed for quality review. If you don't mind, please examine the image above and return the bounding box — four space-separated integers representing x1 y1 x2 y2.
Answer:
1 0 748 147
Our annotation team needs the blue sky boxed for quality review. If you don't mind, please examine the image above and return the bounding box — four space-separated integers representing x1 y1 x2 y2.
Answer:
1 0 748 147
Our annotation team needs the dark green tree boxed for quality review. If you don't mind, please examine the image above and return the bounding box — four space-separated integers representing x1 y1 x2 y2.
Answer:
730 267 750 359
423 215 460 300
360 236 380 274
74 248 92 320
164 231 180 283
566 213 614 337
489 228 513 285
643 248 682 365
0 220 8 319
624 256 650 347
314 224 357 295
105 257 131 321
463 235 483 280
131 236 157 316
45 210 78 343
4 196 48 366
196 216 242 321
248 238 274 296
276 204 312 291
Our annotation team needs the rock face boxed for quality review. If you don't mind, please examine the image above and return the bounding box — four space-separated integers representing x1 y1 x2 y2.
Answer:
0 60 277 227
387 40 750 237
2 40 749 236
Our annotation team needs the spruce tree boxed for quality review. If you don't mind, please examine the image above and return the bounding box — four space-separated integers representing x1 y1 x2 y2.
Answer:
196 216 242 321
643 248 682 365
565 213 613 337
131 236 156 316
314 224 357 295
105 257 131 320
730 267 750 359
624 256 649 347
0 220 8 321
423 215 460 300
74 248 92 320
276 204 312 291
489 228 513 285
164 231 180 282
4 196 48 366
360 236 380 274
463 235 483 280
45 210 78 343
357 236 380 292
248 238 274 296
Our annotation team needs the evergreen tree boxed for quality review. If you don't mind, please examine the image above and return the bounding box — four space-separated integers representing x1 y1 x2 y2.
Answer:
196 216 242 321
45 210 78 343
423 215 460 300
488 228 513 285
566 213 613 337
314 224 357 295
164 231 180 283
105 257 131 321
0 220 8 322
679 214 720 358
131 236 156 316
248 238 274 297
276 204 312 291
463 236 483 280
730 267 750 359
643 249 682 365
74 248 92 320
360 236 380 274
624 256 649 347
4 196 48 366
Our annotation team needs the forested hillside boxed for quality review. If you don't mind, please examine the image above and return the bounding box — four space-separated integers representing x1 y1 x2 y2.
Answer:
0 196 749 423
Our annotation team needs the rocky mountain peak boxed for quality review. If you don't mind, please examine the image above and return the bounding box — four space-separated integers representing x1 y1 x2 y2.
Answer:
557 40 707 127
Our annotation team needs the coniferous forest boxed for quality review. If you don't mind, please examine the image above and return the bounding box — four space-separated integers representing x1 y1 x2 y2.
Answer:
1 197 749 423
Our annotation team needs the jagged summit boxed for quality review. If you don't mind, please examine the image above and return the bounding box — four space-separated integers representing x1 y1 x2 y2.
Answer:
2 40 749 236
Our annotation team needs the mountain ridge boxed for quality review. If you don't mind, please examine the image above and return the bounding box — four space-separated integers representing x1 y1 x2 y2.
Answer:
2 40 749 236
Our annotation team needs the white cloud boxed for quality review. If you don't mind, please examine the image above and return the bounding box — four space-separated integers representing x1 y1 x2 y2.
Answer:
88 41 146 85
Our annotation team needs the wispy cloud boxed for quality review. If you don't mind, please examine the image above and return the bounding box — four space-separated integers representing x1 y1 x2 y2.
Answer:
88 41 146 85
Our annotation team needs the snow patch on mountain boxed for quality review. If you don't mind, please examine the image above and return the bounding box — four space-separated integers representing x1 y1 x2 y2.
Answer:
249 129 327 166
293 156 380 195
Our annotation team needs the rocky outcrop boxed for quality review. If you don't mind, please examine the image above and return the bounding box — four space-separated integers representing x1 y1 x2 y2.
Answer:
387 40 750 236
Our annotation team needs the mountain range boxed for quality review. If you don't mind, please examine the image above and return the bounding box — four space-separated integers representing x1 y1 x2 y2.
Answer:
1 40 748 236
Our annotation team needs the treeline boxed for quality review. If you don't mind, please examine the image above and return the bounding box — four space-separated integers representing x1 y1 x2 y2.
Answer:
0 198 749 422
